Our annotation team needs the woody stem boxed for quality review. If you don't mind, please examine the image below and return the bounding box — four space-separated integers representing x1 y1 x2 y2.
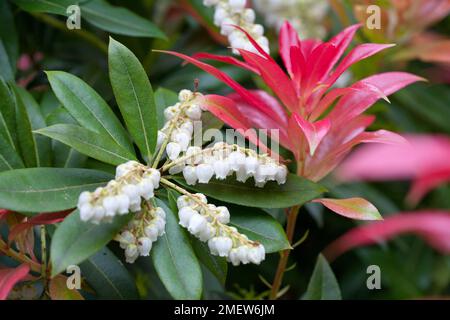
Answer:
269 204 300 299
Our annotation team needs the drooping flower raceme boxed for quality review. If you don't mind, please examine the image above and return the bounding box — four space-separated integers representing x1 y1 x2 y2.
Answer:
115 202 166 263
77 162 160 224
203 0 269 54
76 89 287 264
177 193 265 265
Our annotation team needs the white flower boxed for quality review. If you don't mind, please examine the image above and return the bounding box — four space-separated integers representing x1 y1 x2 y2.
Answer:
185 104 202 120
209 236 233 257
178 206 197 227
213 160 230 179
157 131 166 148
116 194 130 215
144 224 159 242
125 244 139 263
137 179 154 200
244 156 259 174
177 195 192 209
196 163 214 183
137 237 152 256
103 196 119 217
178 89 193 102
183 166 198 185
229 0 246 12
216 206 230 224
166 142 181 160
197 223 216 241
79 204 94 222
186 146 202 165
180 121 194 135
275 166 287 184
155 207 166 219
228 151 246 171
188 213 207 234
248 244 265 264
164 105 178 120
172 129 191 151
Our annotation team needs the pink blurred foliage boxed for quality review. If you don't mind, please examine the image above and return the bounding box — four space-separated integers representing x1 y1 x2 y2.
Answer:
336 135 450 205
324 211 450 261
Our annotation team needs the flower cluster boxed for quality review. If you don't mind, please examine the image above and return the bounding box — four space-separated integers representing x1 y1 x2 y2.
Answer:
115 203 166 263
177 193 265 265
77 161 160 224
203 0 269 54
168 142 287 187
253 0 328 39
158 89 204 161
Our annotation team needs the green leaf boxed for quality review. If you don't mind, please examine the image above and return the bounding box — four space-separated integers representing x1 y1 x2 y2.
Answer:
0 168 113 212
36 124 137 166
176 173 326 209
15 86 52 167
191 240 227 285
303 254 342 300
229 207 290 253
46 107 86 168
155 87 178 129
50 210 132 276
151 199 202 300
392 84 450 134
81 0 166 39
46 71 134 154
0 1 18 77
11 0 87 16
313 197 383 221
108 38 158 161
13 87 39 167
80 247 139 299
167 189 227 285
0 76 17 151
0 133 24 172
0 41 13 82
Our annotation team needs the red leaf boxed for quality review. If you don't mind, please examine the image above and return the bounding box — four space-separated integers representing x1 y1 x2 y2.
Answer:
199 95 274 156
326 43 396 87
279 21 301 78
324 211 450 261
291 113 331 156
156 50 282 121
192 52 260 74
238 48 299 113
0 264 30 300
8 210 71 244
313 197 382 221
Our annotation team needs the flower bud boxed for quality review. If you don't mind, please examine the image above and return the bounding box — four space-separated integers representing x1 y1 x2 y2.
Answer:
188 213 207 234
183 166 198 185
178 206 196 227
137 237 152 256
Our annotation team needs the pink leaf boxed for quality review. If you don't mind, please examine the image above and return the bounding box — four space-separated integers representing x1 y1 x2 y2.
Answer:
313 197 383 221
292 113 331 156
0 264 30 300
337 134 450 204
326 24 361 74
324 211 450 261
